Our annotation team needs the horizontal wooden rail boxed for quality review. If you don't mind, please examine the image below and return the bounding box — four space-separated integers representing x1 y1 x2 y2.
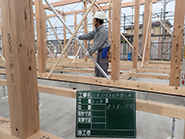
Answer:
0 83 185 120
0 67 170 81
0 69 183 96
130 73 170 80
44 0 162 16
0 131 18 139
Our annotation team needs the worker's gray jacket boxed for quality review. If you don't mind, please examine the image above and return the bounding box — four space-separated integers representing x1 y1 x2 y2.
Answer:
79 24 110 55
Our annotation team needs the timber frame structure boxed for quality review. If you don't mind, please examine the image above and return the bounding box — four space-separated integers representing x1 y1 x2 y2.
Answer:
0 0 185 139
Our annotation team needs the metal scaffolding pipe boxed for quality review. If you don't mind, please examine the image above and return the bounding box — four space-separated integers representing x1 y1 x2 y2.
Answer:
44 0 109 78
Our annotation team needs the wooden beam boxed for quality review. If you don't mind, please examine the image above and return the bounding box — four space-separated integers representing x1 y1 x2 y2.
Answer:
42 0 112 9
0 78 76 98
184 120 185 139
43 0 161 11
142 0 152 65
0 116 11 134
141 5 152 68
38 84 76 98
46 16 64 51
47 9 84 17
0 21 5 56
33 0 63 15
1 0 40 138
72 17 95 62
0 81 185 120
149 60 171 64
92 6 96 59
27 130 63 139
108 0 112 47
111 0 121 80
68 13 93 59
43 0 82 9
0 58 173 74
72 46 81 63
46 65 130 73
0 60 173 74
136 99 185 120
0 12 5 55
169 0 185 86
46 0 162 17
0 116 63 139
84 1 88 61
133 0 140 69
45 16 67 58
120 72 132 80
45 65 170 75
99 0 160 10
44 58 175 67
151 11 173 37
146 1 152 64
74 13 77 55
63 15 67 58
46 67 112 74
40 85 185 120
44 12 63 41
0 131 18 139
130 73 170 80
35 0 47 73
143 64 171 70
37 73 185 96
56 64 130 70
137 68 170 74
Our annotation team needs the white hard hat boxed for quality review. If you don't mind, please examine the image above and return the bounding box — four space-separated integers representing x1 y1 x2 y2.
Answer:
93 12 105 20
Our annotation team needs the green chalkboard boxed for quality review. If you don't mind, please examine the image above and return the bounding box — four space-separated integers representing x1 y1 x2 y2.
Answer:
76 91 136 138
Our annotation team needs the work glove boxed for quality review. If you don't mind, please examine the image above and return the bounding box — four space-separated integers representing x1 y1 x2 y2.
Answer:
84 52 90 57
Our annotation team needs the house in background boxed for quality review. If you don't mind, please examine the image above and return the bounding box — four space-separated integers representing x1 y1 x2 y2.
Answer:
121 20 173 60
124 20 173 41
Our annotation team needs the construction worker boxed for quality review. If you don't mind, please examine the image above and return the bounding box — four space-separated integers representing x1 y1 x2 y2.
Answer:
78 11 111 77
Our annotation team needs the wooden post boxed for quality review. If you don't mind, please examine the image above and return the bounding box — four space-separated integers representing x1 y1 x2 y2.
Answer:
141 10 152 68
0 12 5 56
0 24 5 63
1 0 40 138
92 6 96 59
84 1 88 61
133 0 140 69
169 0 185 86
142 0 152 64
184 120 185 139
74 13 77 55
146 1 152 63
1 25 5 56
111 0 121 80
108 0 112 46
47 47 55 59
63 14 67 58
35 0 47 73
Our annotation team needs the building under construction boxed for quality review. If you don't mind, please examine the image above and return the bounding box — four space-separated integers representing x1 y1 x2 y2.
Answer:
0 0 185 139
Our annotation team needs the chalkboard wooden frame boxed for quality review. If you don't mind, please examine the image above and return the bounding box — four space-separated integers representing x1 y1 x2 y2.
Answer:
76 91 136 138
